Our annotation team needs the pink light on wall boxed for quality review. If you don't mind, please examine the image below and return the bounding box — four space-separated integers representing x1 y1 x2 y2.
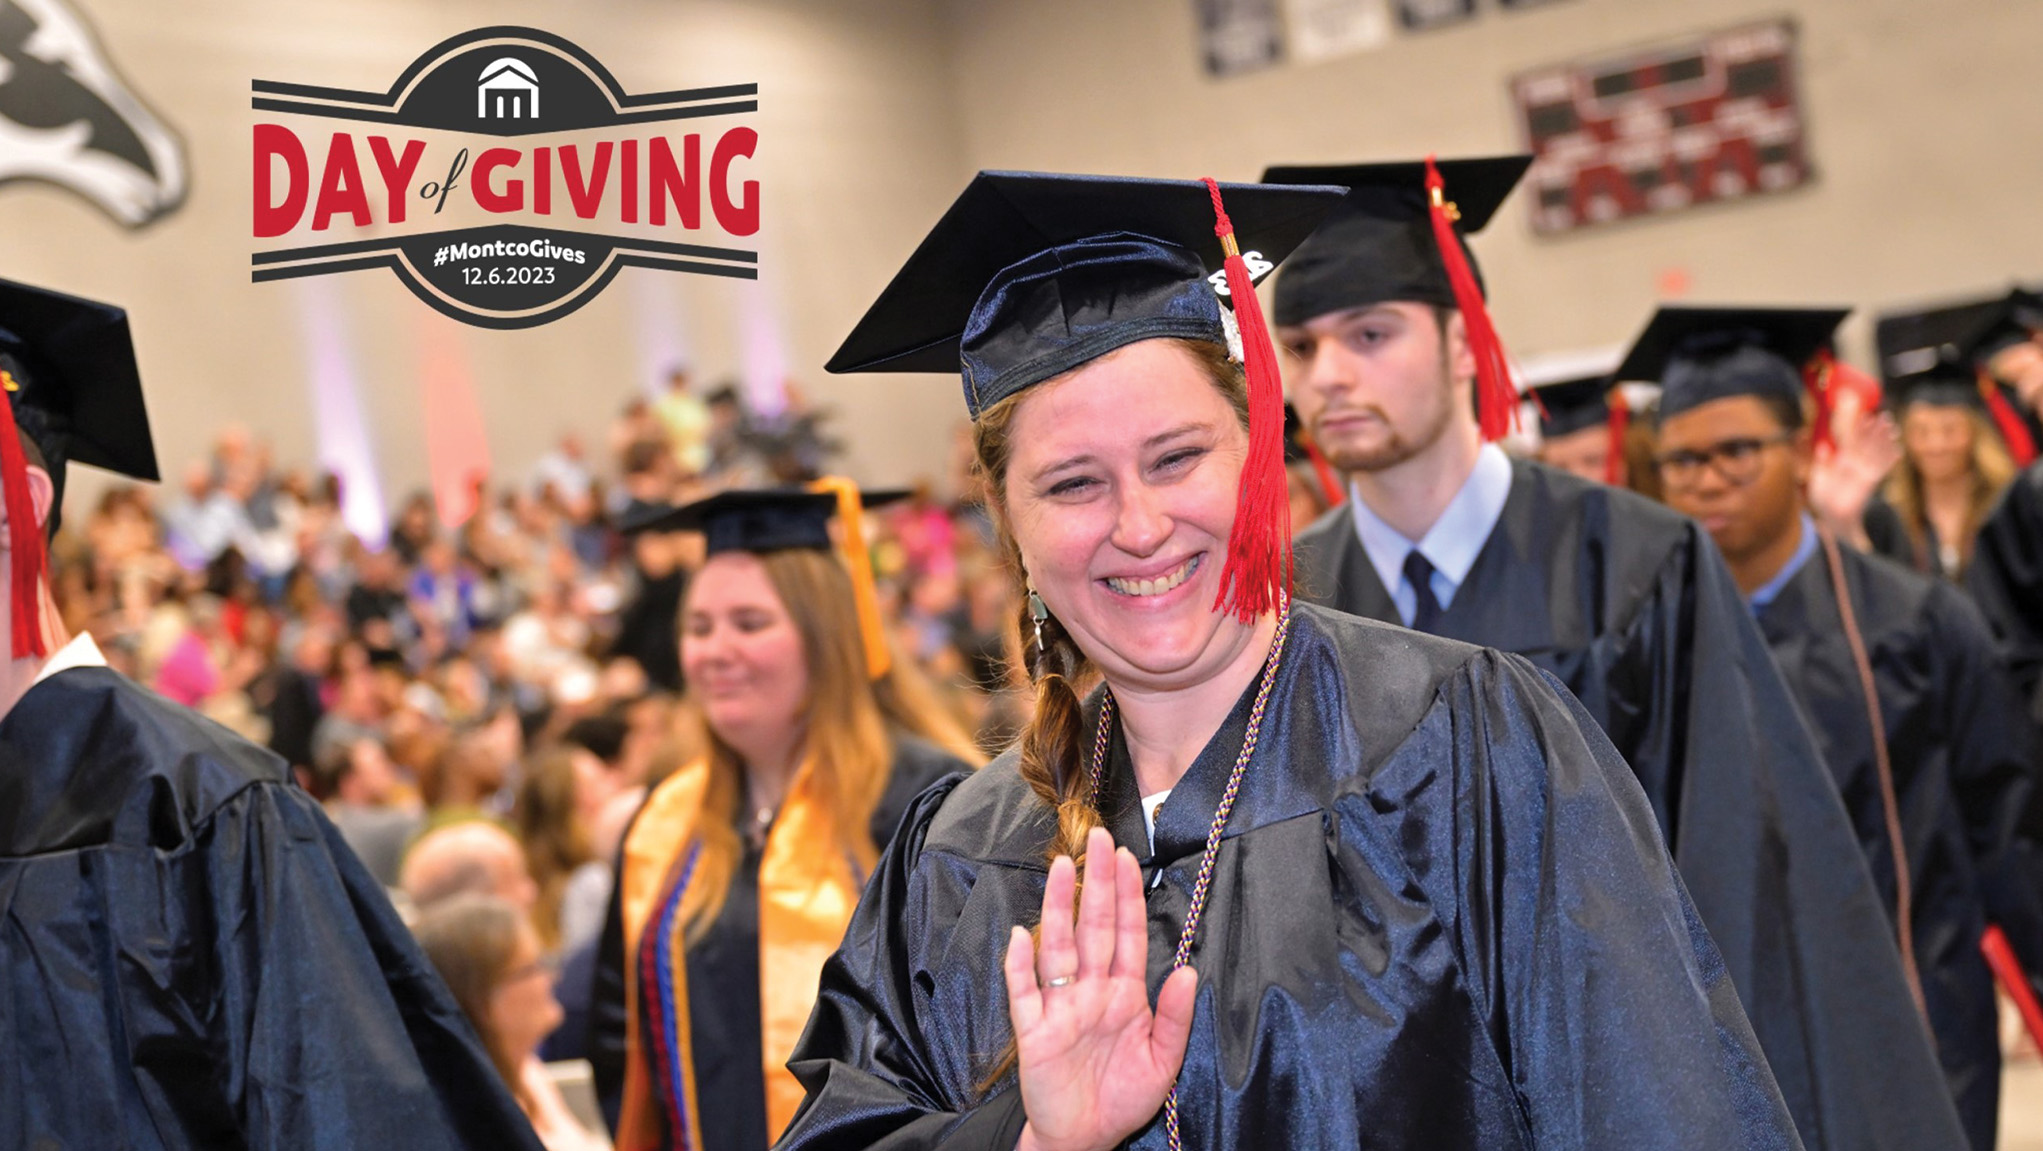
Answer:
739 274 788 418
293 279 387 547
418 317 491 529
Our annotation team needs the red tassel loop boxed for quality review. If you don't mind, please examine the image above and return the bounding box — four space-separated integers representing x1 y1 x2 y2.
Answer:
1979 370 2040 467
0 391 47 660
1604 388 1630 487
1802 350 1840 456
1423 156 1517 442
1804 350 1885 457
1202 177 1290 623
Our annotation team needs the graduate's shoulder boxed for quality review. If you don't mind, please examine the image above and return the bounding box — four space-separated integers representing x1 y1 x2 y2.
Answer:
873 732 979 845
1511 459 1698 558
1 666 293 854
1287 601 1565 727
914 746 1054 868
1289 599 1492 683
1846 546 2003 657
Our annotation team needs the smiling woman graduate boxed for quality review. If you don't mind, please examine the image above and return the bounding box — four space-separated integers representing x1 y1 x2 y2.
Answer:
588 484 977 1151
771 172 1801 1151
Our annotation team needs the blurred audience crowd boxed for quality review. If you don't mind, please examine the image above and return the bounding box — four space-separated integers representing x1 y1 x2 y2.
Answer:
46 369 1026 1148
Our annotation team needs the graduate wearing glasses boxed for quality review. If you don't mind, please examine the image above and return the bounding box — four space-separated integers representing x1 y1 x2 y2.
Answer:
1642 305 2043 1151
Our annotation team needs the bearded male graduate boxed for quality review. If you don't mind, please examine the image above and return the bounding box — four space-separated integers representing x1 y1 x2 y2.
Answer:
1645 305 2043 1150
0 281 542 1151
1269 157 1965 1151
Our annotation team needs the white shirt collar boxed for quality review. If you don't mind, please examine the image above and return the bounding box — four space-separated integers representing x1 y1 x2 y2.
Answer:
33 631 109 686
1348 443 1515 608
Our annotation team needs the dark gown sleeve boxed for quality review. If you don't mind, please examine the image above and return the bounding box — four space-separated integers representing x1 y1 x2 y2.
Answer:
205 782 543 1150
1927 583 2043 1002
1968 463 2043 721
1377 651 1798 1148
1862 498 1918 572
778 777 1031 1151
1623 527 1965 1151
589 811 638 1134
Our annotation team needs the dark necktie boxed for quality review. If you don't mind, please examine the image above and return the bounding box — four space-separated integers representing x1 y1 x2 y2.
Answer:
1403 549 1443 633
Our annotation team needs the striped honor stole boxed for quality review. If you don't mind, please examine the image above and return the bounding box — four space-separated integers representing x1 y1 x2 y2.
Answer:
616 757 873 1149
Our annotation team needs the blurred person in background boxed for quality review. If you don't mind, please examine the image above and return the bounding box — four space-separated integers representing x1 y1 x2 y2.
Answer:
422 709 522 817
1865 364 2019 581
390 490 438 565
1969 293 2043 717
402 819 539 914
518 742 620 956
653 365 711 477
415 894 611 1151
591 487 977 1150
320 732 425 888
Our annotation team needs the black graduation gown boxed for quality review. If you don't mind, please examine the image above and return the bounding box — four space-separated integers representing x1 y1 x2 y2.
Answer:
1291 459 1965 1151
1755 540 2043 1150
0 664 541 1151
779 605 1801 1150
1969 459 2043 722
588 735 969 1148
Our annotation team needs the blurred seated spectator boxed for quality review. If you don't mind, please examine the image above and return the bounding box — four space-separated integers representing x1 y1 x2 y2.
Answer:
515 743 617 955
320 734 424 888
401 820 538 914
413 895 610 1151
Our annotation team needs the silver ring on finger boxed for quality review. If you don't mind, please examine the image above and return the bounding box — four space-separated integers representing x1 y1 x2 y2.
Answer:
1044 974 1076 989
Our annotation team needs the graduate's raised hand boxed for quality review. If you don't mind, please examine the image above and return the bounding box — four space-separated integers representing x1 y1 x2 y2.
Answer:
1004 826 1198 1151
1807 394 1900 547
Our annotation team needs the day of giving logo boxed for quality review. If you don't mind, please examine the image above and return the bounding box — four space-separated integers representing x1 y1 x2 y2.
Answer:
250 27 757 328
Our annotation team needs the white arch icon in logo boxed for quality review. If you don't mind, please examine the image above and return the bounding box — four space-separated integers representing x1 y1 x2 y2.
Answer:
476 57 538 119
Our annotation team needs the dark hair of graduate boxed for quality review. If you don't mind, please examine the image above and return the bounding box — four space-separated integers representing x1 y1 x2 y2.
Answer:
970 337 1249 1087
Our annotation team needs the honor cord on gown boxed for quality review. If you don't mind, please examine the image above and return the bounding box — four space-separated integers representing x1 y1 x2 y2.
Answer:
640 841 705 1151
1086 601 1293 1151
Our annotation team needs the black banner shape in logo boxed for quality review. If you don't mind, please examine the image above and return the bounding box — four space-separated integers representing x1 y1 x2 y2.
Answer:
250 27 757 328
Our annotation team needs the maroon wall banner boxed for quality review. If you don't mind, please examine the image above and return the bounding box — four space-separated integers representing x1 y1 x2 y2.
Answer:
1512 19 1811 235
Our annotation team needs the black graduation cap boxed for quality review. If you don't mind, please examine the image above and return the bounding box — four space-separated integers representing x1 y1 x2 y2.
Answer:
1874 294 2010 385
1615 306 1849 424
1262 155 1531 326
620 487 907 553
823 171 1348 417
0 278 159 497
1532 376 1612 438
1885 364 1985 412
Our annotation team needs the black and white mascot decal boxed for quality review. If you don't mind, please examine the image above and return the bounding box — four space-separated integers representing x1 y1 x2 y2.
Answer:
0 0 185 227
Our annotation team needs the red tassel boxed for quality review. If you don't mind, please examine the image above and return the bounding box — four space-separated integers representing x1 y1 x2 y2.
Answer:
1203 178 1290 622
1604 388 1630 487
0 390 47 659
1802 351 1840 456
1983 924 2043 1049
1423 156 1517 442
1303 436 1345 508
1979 371 2039 467
1804 351 1885 457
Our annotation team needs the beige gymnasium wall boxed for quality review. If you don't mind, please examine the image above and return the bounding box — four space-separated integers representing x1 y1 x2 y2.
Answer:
0 0 973 521
6 0 2038 521
937 0 2043 370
